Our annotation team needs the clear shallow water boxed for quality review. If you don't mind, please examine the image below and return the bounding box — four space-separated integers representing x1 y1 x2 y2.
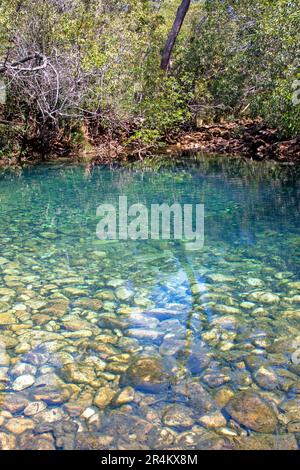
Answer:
0 154 300 450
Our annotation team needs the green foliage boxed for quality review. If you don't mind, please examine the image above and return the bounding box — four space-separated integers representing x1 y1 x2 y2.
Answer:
0 0 299 156
181 0 300 136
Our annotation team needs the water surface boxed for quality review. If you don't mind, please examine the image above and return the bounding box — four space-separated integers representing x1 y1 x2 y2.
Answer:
0 154 300 450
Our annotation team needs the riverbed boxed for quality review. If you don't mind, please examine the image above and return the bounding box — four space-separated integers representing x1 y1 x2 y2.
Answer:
0 153 300 450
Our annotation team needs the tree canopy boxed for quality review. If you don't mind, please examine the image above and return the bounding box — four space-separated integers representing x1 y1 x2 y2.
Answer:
0 0 299 155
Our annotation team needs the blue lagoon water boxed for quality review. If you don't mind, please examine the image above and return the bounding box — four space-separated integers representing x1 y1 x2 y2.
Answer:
0 154 300 450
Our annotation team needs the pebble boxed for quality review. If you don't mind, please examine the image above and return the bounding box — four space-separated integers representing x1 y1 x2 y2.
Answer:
10 363 37 377
0 432 17 450
253 366 279 391
5 417 35 435
12 375 35 392
0 393 30 413
122 357 170 393
198 411 227 429
94 386 115 409
116 287 134 301
226 391 278 433
114 387 135 405
162 405 195 428
24 401 48 416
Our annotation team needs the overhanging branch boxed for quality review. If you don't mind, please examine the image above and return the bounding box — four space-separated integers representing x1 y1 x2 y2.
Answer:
0 53 45 74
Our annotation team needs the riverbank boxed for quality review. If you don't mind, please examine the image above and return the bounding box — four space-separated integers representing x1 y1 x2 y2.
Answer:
1 119 299 168
85 119 300 166
167 120 300 163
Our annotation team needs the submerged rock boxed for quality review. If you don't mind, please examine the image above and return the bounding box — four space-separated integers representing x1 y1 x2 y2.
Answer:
12 374 35 391
122 357 170 393
226 391 278 433
214 387 235 408
248 291 280 304
0 432 17 450
159 336 186 356
253 366 279 390
198 410 227 429
207 274 235 283
115 287 134 301
186 351 211 374
162 404 195 428
5 417 35 435
0 393 30 413
202 372 231 388
24 401 48 416
174 381 217 415
211 316 237 330
0 311 16 325
94 386 115 409
113 387 135 406
10 362 37 377
233 434 298 450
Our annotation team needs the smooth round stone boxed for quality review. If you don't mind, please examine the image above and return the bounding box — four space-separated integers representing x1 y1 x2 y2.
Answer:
248 291 280 304
287 282 300 290
0 432 17 450
207 274 235 283
116 287 134 301
253 366 279 390
127 329 162 340
0 393 30 413
211 316 237 330
213 305 241 315
162 404 195 428
113 387 135 405
122 357 170 393
12 375 35 391
94 386 115 409
5 417 35 435
127 313 159 329
225 392 278 433
198 411 227 429
10 363 37 377
202 372 231 388
0 352 10 367
159 335 186 356
0 288 15 297
14 303 27 311
0 312 16 325
93 251 107 259
24 401 47 416
40 232 58 239
240 302 256 310
107 279 125 288
246 278 264 287
34 408 64 423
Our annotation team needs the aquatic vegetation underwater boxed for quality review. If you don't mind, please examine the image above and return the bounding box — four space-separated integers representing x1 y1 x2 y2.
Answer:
0 154 300 450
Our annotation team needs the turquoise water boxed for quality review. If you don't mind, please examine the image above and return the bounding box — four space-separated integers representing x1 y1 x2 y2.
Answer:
0 154 300 450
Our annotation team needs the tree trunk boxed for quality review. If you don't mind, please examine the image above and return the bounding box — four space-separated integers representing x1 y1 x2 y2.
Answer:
161 0 191 71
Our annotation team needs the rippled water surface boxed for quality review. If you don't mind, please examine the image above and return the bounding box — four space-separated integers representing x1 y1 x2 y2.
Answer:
0 154 300 450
